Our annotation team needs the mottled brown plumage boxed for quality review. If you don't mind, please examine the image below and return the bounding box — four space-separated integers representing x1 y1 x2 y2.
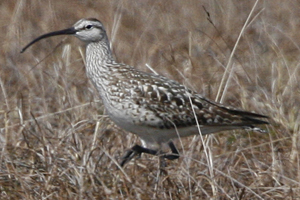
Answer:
21 18 269 166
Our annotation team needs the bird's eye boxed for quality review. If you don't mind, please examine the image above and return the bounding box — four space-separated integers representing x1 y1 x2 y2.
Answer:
85 25 93 30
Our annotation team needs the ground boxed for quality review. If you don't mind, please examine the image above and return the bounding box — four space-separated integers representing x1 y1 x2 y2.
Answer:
0 0 299 199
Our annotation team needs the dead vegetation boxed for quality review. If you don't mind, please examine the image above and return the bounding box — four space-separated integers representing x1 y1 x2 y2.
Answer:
0 0 299 199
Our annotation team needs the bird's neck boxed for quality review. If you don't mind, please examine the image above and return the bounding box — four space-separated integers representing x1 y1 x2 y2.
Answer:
85 38 116 79
85 38 117 99
86 38 114 65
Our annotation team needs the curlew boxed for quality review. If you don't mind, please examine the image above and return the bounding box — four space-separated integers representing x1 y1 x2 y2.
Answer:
21 18 269 166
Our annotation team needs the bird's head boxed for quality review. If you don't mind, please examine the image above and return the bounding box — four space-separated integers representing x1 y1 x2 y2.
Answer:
21 18 106 53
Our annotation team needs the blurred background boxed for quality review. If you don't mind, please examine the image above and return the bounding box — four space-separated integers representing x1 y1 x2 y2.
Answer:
0 0 299 199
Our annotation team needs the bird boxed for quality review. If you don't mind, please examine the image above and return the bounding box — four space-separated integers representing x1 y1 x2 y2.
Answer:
21 18 269 167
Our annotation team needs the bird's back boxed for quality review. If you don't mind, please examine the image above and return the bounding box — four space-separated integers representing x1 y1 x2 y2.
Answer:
91 63 268 144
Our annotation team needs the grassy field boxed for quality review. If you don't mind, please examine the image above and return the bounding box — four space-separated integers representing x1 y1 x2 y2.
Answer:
1 0 299 199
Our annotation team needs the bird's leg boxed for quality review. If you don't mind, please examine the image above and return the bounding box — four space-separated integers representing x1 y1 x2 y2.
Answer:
163 141 180 160
157 141 180 170
120 144 157 166
120 141 179 167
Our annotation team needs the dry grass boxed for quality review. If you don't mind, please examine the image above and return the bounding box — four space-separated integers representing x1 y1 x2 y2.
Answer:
1 0 300 199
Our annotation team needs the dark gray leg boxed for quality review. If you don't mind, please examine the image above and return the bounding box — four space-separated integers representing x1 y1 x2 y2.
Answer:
159 141 180 170
163 141 180 160
120 141 180 167
120 144 157 167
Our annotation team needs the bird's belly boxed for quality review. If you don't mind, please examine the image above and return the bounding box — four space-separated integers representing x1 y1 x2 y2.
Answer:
105 106 204 145
108 108 243 146
103 99 244 146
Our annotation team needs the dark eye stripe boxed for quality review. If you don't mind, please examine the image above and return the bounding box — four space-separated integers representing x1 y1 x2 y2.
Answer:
78 25 103 31
86 25 93 29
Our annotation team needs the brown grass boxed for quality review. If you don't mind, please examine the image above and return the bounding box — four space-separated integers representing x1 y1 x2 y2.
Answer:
1 0 299 199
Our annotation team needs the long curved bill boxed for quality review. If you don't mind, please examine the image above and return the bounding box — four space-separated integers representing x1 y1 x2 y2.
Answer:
20 27 77 53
